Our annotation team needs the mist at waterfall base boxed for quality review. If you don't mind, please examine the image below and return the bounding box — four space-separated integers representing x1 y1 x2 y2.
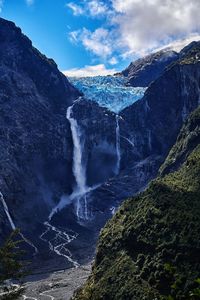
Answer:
49 112 121 224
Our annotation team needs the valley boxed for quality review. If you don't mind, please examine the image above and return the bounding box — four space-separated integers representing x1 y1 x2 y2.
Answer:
20 263 91 300
0 13 200 300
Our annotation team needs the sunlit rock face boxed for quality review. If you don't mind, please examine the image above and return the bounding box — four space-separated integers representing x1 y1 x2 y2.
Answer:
69 76 147 113
119 50 179 87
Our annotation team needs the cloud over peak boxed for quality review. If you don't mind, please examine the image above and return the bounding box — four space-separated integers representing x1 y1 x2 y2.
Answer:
112 0 200 55
67 0 200 60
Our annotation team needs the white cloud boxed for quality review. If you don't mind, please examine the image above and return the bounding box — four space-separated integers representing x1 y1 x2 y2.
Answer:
87 1 108 16
26 0 34 6
82 28 112 57
69 27 113 58
67 0 200 61
66 2 84 16
66 0 109 17
157 34 200 53
68 30 79 43
111 0 200 56
63 64 117 77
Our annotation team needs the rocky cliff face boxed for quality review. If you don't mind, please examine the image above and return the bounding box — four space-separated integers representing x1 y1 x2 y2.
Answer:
84 42 200 226
1 16 200 274
47 43 200 272
119 50 179 87
41 41 200 269
121 52 200 160
0 17 80 241
73 108 200 300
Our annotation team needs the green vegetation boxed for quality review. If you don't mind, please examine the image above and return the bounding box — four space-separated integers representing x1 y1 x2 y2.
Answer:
160 107 200 175
73 108 200 300
0 229 28 299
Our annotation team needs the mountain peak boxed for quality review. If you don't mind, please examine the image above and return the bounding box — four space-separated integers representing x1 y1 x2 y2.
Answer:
119 49 179 87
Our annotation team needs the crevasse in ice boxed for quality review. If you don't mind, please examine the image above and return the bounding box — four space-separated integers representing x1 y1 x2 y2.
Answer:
69 76 147 113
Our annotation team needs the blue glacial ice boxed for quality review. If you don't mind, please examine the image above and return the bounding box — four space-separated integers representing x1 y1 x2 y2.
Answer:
69 76 147 114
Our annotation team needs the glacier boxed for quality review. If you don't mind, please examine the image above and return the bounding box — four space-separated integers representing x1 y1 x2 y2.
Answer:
69 76 147 113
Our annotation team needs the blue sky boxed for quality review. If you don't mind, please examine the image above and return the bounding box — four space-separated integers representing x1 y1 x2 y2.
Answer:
1 0 200 76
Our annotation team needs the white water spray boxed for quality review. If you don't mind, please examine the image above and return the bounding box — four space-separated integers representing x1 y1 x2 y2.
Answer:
0 192 15 230
115 115 121 175
67 105 87 195
0 192 38 255
67 105 90 220
44 186 99 266
49 104 90 222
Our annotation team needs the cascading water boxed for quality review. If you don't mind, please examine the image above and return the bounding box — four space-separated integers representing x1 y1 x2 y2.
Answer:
0 192 38 254
41 103 93 265
66 105 88 220
49 103 90 222
115 115 121 175
0 192 16 230
67 106 87 195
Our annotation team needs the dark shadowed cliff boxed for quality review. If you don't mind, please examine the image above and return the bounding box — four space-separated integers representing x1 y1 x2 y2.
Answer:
0 17 80 240
72 108 200 300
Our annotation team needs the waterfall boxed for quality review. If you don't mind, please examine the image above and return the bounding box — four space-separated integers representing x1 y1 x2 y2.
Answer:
66 105 87 194
0 192 38 254
49 104 89 221
67 105 89 220
42 102 94 263
115 115 121 175
0 192 16 230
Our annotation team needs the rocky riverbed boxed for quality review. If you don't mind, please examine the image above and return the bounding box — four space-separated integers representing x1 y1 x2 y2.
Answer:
20 263 91 300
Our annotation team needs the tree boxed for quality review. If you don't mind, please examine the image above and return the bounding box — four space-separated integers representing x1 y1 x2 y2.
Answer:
0 229 28 299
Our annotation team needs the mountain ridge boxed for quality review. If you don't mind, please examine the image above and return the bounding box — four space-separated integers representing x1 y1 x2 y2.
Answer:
0 17 200 280
72 106 200 300
118 49 179 87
